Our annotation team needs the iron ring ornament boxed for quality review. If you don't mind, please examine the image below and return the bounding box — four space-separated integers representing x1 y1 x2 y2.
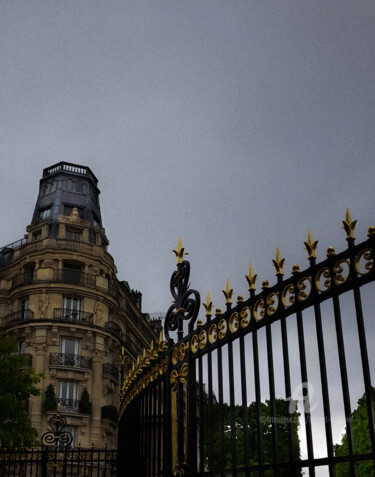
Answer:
41 407 73 448
164 259 201 342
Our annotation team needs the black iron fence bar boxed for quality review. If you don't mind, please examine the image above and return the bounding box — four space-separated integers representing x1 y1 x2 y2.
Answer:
239 330 250 477
53 308 94 324
227 333 238 475
49 352 92 369
217 342 225 473
197 352 205 475
252 329 264 471
102 363 119 381
3 309 34 325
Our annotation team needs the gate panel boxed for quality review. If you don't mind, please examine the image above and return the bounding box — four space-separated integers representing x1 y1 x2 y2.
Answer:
119 215 375 476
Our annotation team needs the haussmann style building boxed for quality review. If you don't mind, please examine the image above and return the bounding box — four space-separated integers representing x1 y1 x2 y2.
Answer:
0 162 160 447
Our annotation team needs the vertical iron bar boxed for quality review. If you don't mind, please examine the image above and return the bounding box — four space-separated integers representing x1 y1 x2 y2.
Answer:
228 338 238 477
217 343 225 475
239 329 250 477
198 352 205 475
207 329 215 472
295 308 315 476
152 382 157 477
332 292 356 475
187 355 197 475
266 321 279 477
253 329 264 476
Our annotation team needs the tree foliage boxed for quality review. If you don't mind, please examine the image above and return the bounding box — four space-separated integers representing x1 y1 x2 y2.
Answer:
43 384 57 413
202 397 301 476
78 387 92 415
334 388 375 476
0 332 43 447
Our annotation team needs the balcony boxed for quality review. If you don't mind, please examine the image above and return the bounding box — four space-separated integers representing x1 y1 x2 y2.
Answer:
56 398 80 413
12 272 35 288
3 309 34 326
104 321 123 339
52 269 96 287
53 308 94 324
49 353 92 370
102 363 119 383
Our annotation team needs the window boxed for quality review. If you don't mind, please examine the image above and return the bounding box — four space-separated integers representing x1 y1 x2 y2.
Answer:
19 297 29 320
33 231 42 241
60 338 80 366
62 264 81 284
39 207 51 219
66 228 81 241
62 297 82 321
18 341 25 354
57 381 78 412
63 205 83 218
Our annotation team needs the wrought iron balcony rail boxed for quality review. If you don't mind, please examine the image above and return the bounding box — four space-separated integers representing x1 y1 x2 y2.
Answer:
53 308 94 324
102 363 119 381
56 398 80 413
104 321 123 339
3 309 34 326
49 353 92 370
52 269 96 287
11 272 35 288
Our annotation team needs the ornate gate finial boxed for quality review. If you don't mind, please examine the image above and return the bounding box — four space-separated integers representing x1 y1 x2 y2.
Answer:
164 239 200 342
41 405 73 448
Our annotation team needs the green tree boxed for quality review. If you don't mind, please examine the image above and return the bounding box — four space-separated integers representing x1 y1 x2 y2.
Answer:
334 388 375 476
202 398 301 476
78 387 92 415
43 384 57 413
0 332 43 447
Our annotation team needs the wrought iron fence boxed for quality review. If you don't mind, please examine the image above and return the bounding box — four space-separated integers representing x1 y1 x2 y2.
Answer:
118 213 375 477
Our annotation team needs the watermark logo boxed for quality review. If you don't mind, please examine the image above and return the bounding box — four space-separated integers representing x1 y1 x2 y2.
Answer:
286 382 317 414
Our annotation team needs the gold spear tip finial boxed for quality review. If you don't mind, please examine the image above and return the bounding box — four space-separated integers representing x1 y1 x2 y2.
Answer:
57 402 61 416
272 246 285 276
342 208 357 241
172 237 188 264
245 263 257 290
304 229 318 259
203 292 213 316
222 279 233 304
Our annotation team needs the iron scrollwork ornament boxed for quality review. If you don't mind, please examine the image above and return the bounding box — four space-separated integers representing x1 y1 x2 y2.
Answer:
41 406 73 448
164 244 201 342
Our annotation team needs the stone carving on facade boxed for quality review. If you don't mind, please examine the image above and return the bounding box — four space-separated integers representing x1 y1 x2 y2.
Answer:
38 290 49 318
94 301 104 326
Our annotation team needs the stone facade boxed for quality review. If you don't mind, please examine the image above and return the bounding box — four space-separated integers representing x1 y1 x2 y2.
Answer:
0 162 158 447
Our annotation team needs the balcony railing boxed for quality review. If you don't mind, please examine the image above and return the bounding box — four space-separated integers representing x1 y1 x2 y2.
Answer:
53 308 94 324
56 398 80 413
49 353 92 370
104 321 123 339
52 269 96 287
12 272 35 288
3 309 34 326
102 363 119 382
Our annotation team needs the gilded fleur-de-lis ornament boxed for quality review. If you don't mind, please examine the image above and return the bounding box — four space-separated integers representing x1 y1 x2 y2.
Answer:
304 229 318 259
203 292 213 316
245 263 257 291
342 208 357 241
172 237 188 264
272 247 285 276
223 279 233 304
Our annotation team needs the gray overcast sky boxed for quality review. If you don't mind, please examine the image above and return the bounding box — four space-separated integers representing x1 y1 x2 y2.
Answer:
1 0 374 313
1 1 375 465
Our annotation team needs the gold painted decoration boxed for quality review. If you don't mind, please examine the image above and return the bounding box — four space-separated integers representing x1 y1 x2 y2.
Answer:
266 292 279 316
355 248 373 276
368 226 375 237
229 312 240 333
272 247 285 276
148 340 159 361
158 331 168 352
199 329 207 350
333 259 351 285
190 334 199 354
253 298 265 321
261 280 269 290
170 363 188 392
215 307 222 316
245 263 257 291
203 292 213 316
172 348 179 365
223 279 233 304
240 306 250 328
208 324 218 344
178 342 189 361
342 208 357 241
237 295 244 304
304 229 318 260
297 276 312 302
218 319 227 339
173 237 188 264
281 284 295 308
291 264 301 275
315 267 331 293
